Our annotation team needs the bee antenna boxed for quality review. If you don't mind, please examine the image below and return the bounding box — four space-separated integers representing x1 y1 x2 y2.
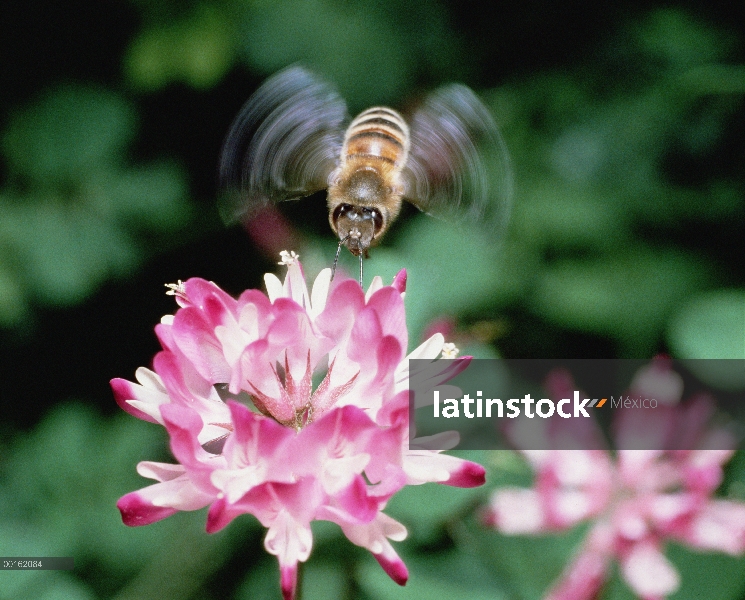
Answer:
331 234 350 282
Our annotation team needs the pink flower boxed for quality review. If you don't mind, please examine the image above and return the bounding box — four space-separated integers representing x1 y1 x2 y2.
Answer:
113 252 484 600
485 360 745 600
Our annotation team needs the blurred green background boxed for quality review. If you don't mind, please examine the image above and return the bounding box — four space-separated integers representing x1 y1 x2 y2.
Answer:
1 0 743 598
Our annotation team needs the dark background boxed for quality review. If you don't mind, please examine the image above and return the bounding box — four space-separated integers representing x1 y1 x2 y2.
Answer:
1 1 744 598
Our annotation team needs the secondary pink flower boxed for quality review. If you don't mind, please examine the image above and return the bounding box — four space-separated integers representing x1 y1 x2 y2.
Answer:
114 252 484 600
485 360 745 600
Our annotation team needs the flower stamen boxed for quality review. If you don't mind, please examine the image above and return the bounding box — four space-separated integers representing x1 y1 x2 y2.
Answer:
164 280 187 302
278 250 300 266
441 342 460 359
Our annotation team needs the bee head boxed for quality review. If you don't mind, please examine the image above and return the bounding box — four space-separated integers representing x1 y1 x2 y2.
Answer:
327 167 391 255
331 203 383 256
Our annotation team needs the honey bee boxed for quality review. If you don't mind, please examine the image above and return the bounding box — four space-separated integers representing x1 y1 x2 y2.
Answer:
219 66 511 284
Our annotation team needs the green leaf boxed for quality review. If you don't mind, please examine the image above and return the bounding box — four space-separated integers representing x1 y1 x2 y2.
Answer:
531 249 711 355
635 9 734 68
3 200 140 305
235 556 284 600
385 478 487 544
124 4 235 91
357 550 508 600
106 163 191 230
241 0 409 107
3 403 182 573
2 86 136 184
668 289 745 359
302 561 348 599
513 182 630 249
0 256 28 327
667 289 745 389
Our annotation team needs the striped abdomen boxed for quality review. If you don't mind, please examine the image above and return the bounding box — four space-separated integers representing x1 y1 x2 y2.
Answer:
341 107 410 170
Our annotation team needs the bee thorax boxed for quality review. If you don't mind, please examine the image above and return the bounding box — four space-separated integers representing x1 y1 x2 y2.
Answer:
336 167 386 204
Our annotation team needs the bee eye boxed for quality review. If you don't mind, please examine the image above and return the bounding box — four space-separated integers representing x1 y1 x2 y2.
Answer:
332 203 352 223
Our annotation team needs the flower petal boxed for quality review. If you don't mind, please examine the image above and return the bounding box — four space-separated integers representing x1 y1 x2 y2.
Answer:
117 473 214 526
544 543 611 600
340 513 408 585
676 500 745 554
621 541 680 597
487 488 547 534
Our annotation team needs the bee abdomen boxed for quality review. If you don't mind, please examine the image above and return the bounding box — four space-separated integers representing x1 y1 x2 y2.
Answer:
343 108 410 167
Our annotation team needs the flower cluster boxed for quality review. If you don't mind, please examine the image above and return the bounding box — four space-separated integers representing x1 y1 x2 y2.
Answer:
113 253 485 600
485 361 745 600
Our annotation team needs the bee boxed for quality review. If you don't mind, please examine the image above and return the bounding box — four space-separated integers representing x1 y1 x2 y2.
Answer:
219 66 511 285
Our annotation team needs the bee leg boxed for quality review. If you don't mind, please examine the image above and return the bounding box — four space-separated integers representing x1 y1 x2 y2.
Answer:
331 234 350 282
358 253 363 288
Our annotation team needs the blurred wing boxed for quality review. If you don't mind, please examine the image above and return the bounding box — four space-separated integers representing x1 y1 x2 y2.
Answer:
402 84 512 233
218 66 348 223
